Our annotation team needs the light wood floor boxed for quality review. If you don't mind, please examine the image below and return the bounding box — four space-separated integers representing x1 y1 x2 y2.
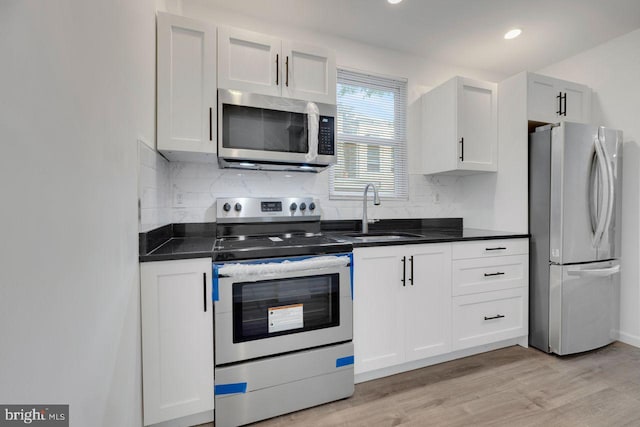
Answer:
206 342 640 426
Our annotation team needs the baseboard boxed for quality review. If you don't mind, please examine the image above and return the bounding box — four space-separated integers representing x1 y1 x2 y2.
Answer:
355 336 526 384
617 330 640 348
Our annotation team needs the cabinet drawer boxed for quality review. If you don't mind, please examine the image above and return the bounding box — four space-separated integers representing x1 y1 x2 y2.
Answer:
452 288 527 350
452 255 528 296
452 238 528 259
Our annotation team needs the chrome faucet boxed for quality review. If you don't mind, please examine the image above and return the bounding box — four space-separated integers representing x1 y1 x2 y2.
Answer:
362 183 381 234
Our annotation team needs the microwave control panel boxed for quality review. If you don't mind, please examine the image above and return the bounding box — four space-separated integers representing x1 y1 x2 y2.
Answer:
317 116 335 156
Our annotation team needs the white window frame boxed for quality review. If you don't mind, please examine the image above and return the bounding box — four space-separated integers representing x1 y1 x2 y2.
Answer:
329 68 408 200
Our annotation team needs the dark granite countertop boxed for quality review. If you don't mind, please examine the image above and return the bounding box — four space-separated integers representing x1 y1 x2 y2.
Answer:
139 223 216 262
321 219 528 248
139 219 529 262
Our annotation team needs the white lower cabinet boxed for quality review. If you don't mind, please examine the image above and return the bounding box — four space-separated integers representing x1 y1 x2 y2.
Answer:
354 238 529 378
452 287 527 350
452 239 529 351
353 244 452 375
141 258 214 426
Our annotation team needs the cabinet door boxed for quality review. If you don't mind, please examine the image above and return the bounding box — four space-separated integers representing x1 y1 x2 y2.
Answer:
457 77 497 172
527 73 591 124
404 244 452 361
141 258 214 426
559 80 591 123
157 12 216 159
217 26 281 96
353 247 404 375
282 40 336 104
527 73 560 123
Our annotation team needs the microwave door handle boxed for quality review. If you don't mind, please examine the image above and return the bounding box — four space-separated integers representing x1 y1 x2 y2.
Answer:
304 102 319 162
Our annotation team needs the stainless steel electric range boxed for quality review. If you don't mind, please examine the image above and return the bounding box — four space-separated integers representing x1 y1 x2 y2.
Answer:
212 197 354 427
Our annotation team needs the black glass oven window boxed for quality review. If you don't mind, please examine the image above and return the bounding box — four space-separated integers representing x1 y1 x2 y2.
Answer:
232 273 339 343
223 104 309 153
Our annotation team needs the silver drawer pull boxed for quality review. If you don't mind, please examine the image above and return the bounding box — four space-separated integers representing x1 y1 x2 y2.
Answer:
484 272 505 277
484 314 505 321
485 247 507 251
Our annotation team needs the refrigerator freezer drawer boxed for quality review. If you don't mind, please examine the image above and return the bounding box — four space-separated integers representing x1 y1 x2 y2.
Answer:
452 238 528 260
549 260 620 355
452 287 528 350
452 254 528 296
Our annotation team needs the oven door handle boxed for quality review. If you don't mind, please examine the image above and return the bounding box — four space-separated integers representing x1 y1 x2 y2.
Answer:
217 255 351 277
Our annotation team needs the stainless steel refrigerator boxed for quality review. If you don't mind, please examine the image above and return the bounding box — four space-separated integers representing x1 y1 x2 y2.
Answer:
529 121 622 355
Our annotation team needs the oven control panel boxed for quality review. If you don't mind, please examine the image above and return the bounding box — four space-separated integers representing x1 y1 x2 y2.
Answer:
217 197 320 223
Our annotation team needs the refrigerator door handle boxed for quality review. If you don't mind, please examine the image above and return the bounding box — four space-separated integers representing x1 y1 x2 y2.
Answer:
599 127 616 242
566 264 620 277
592 134 610 247
589 153 599 234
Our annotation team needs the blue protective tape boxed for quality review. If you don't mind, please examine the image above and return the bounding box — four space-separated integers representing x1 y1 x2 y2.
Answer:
348 253 354 300
336 355 354 368
212 264 219 301
215 382 247 395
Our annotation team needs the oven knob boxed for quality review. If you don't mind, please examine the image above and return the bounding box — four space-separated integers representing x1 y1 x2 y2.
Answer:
223 203 231 212
290 202 298 211
299 202 307 211
234 203 242 212
309 202 316 211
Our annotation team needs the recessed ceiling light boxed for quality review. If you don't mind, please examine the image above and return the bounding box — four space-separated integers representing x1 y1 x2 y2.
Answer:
388 0 403 4
504 28 522 40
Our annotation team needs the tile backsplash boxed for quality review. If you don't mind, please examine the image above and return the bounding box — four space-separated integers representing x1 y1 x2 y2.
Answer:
138 146 465 230
138 141 171 232
168 161 464 224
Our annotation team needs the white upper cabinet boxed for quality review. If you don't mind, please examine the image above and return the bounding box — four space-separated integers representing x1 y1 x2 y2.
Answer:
156 12 217 161
282 40 336 104
421 76 497 175
218 26 336 104
217 26 281 97
527 72 591 124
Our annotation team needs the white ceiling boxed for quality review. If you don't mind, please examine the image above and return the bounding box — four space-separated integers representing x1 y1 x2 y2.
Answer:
201 0 640 78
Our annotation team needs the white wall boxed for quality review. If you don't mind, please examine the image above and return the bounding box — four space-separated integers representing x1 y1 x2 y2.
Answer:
149 0 510 225
538 29 640 346
0 1 154 426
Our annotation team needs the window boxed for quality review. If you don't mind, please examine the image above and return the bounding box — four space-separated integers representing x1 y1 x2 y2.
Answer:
329 68 408 199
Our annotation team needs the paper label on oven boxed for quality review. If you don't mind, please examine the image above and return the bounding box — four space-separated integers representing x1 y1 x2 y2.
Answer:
268 304 304 333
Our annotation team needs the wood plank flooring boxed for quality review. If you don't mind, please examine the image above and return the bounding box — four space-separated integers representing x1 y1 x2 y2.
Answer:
205 342 640 426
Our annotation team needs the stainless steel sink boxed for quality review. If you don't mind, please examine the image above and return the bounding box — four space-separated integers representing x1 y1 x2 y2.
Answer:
340 231 424 242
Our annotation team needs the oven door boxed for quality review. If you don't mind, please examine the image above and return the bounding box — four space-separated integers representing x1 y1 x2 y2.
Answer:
214 255 352 365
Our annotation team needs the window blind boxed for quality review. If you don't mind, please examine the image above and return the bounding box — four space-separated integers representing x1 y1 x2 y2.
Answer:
329 68 408 200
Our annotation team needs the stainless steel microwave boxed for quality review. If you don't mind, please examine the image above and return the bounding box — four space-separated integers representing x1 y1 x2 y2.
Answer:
217 89 337 172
